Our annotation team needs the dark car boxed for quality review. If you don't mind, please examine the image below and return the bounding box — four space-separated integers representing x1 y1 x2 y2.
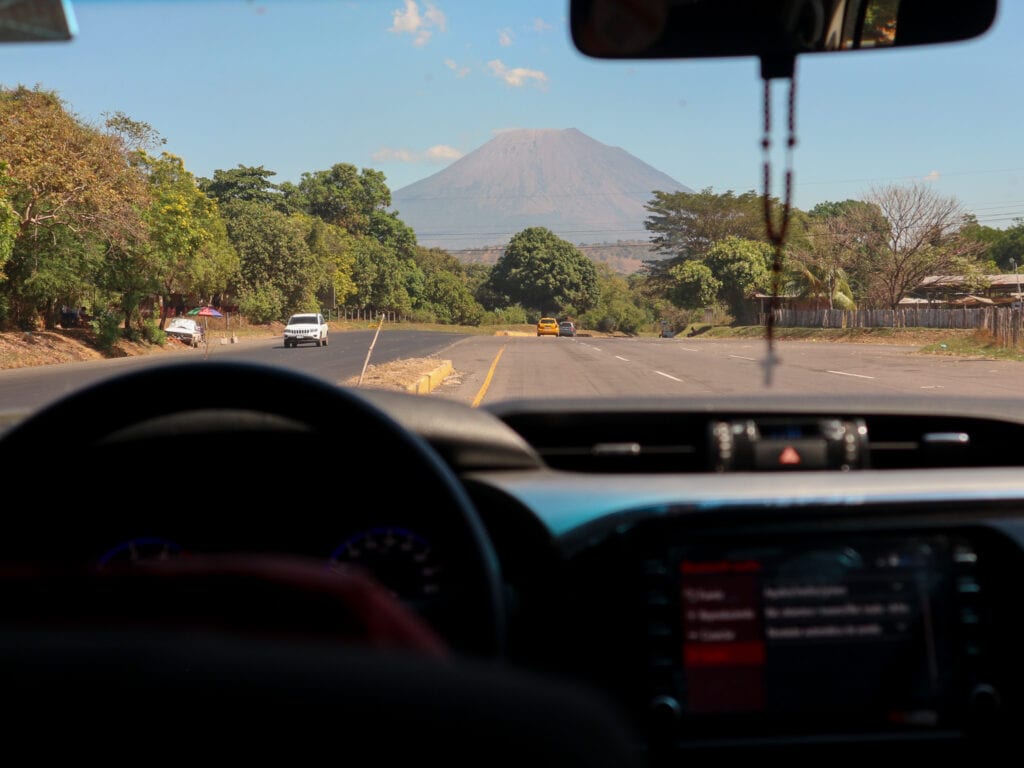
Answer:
558 321 576 337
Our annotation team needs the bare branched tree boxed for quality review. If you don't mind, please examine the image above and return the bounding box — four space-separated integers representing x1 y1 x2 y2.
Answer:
855 183 983 309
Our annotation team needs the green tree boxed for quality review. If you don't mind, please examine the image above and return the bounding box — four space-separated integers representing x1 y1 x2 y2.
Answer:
412 246 484 325
286 164 392 235
414 246 466 277
420 271 484 325
704 236 772 323
979 218 1024 272
96 235 158 339
463 262 492 294
200 165 282 209
798 199 889 306
223 200 322 317
103 111 166 153
0 164 18 284
0 87 148 245
784 261 856 310
236 281 285 324
136 152 239 323
306 217 357 310
281 164 420 313
666 260 721 309
349 235 414 313
642 187 768 277
369 210 417 260
787 203 860 309
579 263 651 334
0 86 149 328
484 227 599 315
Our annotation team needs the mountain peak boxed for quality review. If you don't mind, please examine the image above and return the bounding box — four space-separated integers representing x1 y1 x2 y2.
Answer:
391 128 690 250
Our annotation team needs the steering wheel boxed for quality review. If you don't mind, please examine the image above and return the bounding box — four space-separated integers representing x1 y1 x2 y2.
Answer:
0 360 505 657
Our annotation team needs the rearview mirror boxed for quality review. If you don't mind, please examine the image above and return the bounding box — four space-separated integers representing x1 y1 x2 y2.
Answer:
0 0 77 43
570 0 997 74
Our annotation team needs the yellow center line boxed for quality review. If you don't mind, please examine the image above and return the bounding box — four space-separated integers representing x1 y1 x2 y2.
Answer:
472 344 506 408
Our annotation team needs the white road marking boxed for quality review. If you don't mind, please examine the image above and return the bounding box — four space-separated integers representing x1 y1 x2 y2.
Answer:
827 370 875 379
729 355 756 361
615 355 630 362
920 385 944 389
655 371 683 382
678 347 699 352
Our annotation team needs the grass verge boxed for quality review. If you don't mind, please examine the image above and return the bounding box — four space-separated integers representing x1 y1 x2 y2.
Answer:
690 325 981 346
919 330 1024 361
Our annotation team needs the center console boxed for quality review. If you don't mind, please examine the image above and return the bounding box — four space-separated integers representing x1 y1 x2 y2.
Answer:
558 514 1024 753
650 535 981 736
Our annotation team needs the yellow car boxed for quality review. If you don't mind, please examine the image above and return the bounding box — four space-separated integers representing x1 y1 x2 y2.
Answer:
536 317 559 337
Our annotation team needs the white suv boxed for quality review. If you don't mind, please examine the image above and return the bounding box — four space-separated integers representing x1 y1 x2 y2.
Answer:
283 313 329 348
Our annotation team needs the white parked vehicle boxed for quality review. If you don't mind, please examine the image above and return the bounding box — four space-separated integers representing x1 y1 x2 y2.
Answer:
164 317 204 348
283 313 328 348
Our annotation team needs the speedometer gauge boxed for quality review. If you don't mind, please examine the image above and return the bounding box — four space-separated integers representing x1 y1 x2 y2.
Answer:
330 527 442 600
97 536 183 568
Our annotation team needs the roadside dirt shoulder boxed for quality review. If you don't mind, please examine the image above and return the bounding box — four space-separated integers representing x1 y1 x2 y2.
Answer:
0 328 169 369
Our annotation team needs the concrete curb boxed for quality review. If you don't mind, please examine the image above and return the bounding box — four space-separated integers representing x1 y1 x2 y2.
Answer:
406 360 454 394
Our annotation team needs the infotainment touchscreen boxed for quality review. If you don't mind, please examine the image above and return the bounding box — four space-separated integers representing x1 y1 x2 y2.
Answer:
674 536 966 729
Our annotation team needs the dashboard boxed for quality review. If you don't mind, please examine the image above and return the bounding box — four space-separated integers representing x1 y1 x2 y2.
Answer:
531 500 1022 753
457 463 1024 762
447 393 1024 761
3 364 1024 763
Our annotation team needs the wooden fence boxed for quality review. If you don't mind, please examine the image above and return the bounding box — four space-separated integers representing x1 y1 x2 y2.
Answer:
336 307 405 322
769 307 1024 349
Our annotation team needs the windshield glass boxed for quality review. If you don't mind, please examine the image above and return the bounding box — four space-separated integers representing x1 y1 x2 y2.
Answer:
0 0 1022 412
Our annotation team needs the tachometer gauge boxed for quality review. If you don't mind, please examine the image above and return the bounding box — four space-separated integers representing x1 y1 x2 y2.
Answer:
330 527 441 600
97 536 183 568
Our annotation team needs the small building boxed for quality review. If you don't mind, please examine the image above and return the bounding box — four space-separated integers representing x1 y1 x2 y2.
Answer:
912 274 1024 306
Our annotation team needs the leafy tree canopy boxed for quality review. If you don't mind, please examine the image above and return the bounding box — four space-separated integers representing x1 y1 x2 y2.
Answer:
643 187 768 266
484 226 599 315
666 260 721 309
200 165 282 209
286 163 392 235
704 236 772 322
136 152 238 313
223 200 321 317
0 85 149 245
980 217 1024 272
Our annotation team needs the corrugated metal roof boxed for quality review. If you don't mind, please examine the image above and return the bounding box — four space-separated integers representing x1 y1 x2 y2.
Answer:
920 274 1023 287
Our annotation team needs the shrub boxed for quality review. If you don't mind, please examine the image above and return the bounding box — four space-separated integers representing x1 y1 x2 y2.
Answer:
90 310 123 351
143 317 166 345
237 283 284 325
405 307 438 324
493 304 528 325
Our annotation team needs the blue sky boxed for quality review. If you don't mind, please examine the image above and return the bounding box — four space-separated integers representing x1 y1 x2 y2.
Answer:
3 0 1024 236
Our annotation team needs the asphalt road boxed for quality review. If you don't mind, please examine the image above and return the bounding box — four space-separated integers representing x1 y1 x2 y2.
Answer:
427 335 1024 406
0 329 469 418
3 331 1024 422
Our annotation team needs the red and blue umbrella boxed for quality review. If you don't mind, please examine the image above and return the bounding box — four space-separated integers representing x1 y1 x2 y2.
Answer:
186 307 224 355
187 306 223 318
